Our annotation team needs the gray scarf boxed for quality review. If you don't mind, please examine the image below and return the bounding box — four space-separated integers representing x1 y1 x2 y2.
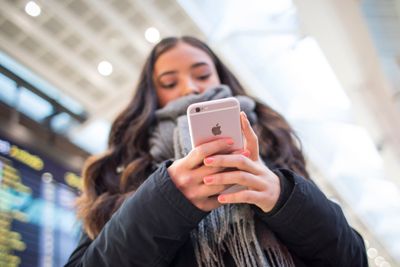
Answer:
149 85 294 267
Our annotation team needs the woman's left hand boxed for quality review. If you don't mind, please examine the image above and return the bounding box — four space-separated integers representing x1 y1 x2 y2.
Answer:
203 112 281 213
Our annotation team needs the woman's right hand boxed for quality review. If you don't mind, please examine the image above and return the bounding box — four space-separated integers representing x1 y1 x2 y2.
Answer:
167 138 235 211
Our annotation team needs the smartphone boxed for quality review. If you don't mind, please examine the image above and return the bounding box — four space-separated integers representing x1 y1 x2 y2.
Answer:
187 97 243 150
187 97 246 195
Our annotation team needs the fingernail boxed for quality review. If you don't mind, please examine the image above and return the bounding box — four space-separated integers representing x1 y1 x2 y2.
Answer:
218 195 226 202
226 139 234 145
204 157 214 164
242 112 248 119
204 176 213 183
242 150 251 157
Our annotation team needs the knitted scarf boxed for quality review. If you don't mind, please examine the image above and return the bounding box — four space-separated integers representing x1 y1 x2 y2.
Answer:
149 85 295 267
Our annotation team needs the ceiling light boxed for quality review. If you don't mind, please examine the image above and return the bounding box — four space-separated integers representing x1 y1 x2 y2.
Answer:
25 1 41 17
375 256 385 266
97 61 113 76
145 27 160 44
42 172 53 183
367 248 378 258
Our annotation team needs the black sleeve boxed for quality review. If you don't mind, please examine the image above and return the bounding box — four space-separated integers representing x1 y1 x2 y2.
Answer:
64 160 208 267
254 169 368 267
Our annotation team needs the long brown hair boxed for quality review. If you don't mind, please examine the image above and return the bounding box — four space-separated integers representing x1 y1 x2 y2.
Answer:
76 36 309 239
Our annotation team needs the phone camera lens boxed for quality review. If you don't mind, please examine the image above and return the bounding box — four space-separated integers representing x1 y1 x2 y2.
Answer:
195 107 201 113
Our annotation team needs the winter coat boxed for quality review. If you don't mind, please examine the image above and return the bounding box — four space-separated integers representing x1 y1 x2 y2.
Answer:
64 160 368 267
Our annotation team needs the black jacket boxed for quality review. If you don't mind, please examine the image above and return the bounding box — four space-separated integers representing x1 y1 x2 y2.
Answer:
65 161 368 267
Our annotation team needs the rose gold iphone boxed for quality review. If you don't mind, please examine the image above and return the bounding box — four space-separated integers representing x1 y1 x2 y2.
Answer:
187 97 243 151
187 97 246 194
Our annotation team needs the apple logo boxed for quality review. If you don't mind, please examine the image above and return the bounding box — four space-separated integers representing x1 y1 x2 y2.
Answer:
212 123 222 135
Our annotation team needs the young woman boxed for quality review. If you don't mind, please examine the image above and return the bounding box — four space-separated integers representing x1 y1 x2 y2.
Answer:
65 36 368 267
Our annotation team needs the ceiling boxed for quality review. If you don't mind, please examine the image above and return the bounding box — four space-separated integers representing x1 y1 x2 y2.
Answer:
0 0 204 126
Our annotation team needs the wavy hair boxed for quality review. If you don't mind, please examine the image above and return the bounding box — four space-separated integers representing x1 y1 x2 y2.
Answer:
76 36 309 239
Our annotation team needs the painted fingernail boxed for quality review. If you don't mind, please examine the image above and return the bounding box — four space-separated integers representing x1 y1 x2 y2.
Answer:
242 150 251 157
218 195 226 202
204 176 213 183
204 157 214 164
226 139 234 145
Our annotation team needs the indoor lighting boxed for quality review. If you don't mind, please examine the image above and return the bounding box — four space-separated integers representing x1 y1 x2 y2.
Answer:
97 61 113 76
367 248 378 258
25 1 41 17
145 27 160 44
42 173 53 183
375 256 385 265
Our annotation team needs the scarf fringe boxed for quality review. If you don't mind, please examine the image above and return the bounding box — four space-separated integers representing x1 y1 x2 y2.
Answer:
191 205 294 267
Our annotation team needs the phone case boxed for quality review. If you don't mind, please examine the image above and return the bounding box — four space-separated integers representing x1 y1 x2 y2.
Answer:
187 97 246 194
187 97 243 150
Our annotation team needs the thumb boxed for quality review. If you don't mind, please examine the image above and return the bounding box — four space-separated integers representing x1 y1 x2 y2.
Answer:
240 112 259 161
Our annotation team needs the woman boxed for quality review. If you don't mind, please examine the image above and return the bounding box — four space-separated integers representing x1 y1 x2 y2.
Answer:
65 36 368 267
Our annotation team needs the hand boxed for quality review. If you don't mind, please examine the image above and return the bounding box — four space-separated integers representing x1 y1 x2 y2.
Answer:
202 112 281 213
167 138 235 211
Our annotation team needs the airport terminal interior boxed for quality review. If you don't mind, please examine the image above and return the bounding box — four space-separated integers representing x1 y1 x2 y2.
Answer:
0 0 400 266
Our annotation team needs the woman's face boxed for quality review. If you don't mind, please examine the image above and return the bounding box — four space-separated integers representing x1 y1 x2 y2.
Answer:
153 42 221 107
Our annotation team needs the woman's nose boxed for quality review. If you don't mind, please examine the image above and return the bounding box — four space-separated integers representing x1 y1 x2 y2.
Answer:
182 79 201 95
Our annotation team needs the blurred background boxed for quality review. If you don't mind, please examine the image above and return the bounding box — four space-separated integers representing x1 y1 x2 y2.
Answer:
0 0 399 266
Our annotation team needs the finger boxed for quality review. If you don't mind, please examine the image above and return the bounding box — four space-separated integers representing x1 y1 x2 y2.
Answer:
231 149 252 158
186 138 235 169
231 149 245 155
240 112 259 161
203 154 262 174
198 151 245 178
197 184 233 198
218 190 264 205
195 165 226 182
203 170 265 190
175 166 223 189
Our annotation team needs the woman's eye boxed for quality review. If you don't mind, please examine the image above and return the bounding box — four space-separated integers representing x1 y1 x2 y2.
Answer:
161 82 176 89
197 74 211 80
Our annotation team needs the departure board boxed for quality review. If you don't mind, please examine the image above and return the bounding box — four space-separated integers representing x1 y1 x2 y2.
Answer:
0 134 82 267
